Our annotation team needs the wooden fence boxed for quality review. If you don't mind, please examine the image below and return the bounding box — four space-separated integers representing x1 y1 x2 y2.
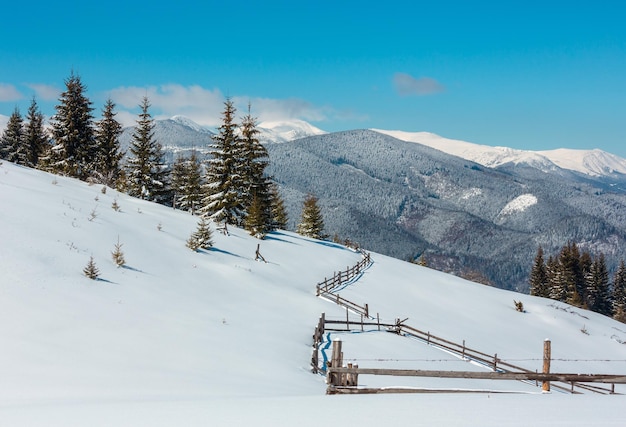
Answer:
316 252 372 297
310 252 622 395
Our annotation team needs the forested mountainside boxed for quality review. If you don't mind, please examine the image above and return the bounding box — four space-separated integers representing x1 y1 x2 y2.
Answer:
266 130 626 291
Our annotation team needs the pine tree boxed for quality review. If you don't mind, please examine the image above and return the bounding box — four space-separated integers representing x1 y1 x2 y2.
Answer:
240 104 271 226
94 98 124 186
529 246 549 297
268 182 288 230
0 107 24 163
584 253 611 316
171 151 204 214
50 72 96 179
559 242 585 307
186 217 213 251
23 97 48 168
297 194 326 239
125 96 170 203
612 260 626 322
200 98 245 225
83 255 100 280
244 190 269 238
547 255 567 301
111 237 126 267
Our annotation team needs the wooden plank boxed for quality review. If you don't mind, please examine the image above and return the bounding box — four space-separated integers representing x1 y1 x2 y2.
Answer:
326 368 626 383
328 387 525 395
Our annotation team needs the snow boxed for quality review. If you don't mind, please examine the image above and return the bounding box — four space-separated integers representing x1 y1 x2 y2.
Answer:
258 119 326 143
0 113 8 131
1 160 626 425
499 194 538 216
372 129 626 178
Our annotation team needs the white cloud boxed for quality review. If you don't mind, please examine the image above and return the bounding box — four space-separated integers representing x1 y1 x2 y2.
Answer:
108 84 335 127
26 83 61 101
0 84 23 102
109 84 225 127
393 73 445 96
233 96 329 123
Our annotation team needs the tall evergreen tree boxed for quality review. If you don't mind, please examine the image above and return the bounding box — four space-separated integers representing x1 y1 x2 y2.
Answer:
240 104 273 234
94 98 123 186
171 151 204 214
268 182 288 231
547 254 567 301
23 97 48 168
585 253 612 316
200 98 245 225
0 107 24 163
530 246 549 297
297 194 326 239
50 72 96 179
612 260 626 323
559 242 584 307
125 96 170 203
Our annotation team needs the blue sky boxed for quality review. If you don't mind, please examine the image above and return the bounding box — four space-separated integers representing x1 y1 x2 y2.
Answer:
1 0 626 156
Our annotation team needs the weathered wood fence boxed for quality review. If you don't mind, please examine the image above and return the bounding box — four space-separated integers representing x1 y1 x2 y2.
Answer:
310 252 623 395
316 252 372 298
324 337 624 395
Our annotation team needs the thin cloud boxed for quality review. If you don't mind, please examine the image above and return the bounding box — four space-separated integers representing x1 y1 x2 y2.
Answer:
0 83 23 102
109 84 335 127
26 83 61 101
234 96 328 123
393 73 445 96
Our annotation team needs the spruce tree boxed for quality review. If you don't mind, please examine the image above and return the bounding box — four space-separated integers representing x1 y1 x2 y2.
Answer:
83 256 100 280
529 246 549 297
126 96 170 203
268 182 288 231
244 190 268 238
50 72 96 179
0 107 24 163
171 151 204 214
240 104 271 227
200 98 245 225
94 98 123 186
186 217 213 251
612 260 626 322
296 194 326 239
23 97 48 168
585 253 612 316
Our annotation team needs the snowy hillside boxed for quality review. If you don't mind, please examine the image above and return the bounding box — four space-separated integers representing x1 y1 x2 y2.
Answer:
1 161 626 425
373 129 626 178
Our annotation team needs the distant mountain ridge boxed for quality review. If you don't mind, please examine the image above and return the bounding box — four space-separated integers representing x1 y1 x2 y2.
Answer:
372 129 626 180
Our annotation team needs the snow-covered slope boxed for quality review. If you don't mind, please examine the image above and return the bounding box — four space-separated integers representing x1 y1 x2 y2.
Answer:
373 129 626 178
2 161 626 425
258 119 326 143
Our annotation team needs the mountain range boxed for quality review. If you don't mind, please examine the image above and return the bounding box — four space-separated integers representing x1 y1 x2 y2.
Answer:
92 117 626 291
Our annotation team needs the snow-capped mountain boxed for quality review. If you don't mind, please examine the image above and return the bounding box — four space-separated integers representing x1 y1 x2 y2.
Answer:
258 119 326 143
372 129 626 179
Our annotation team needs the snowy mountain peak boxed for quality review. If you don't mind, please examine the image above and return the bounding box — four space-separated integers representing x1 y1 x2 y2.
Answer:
169 115 214 134
372 129 626 179
258 119 326 143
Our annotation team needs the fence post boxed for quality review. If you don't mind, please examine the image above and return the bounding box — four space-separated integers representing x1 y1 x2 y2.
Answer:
462 340 466 359
346 306 349 330
493 353 498 371
365 303 369 318
543 339 551 392
377 313 380 331
360 313 364 331
330 339 343 386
